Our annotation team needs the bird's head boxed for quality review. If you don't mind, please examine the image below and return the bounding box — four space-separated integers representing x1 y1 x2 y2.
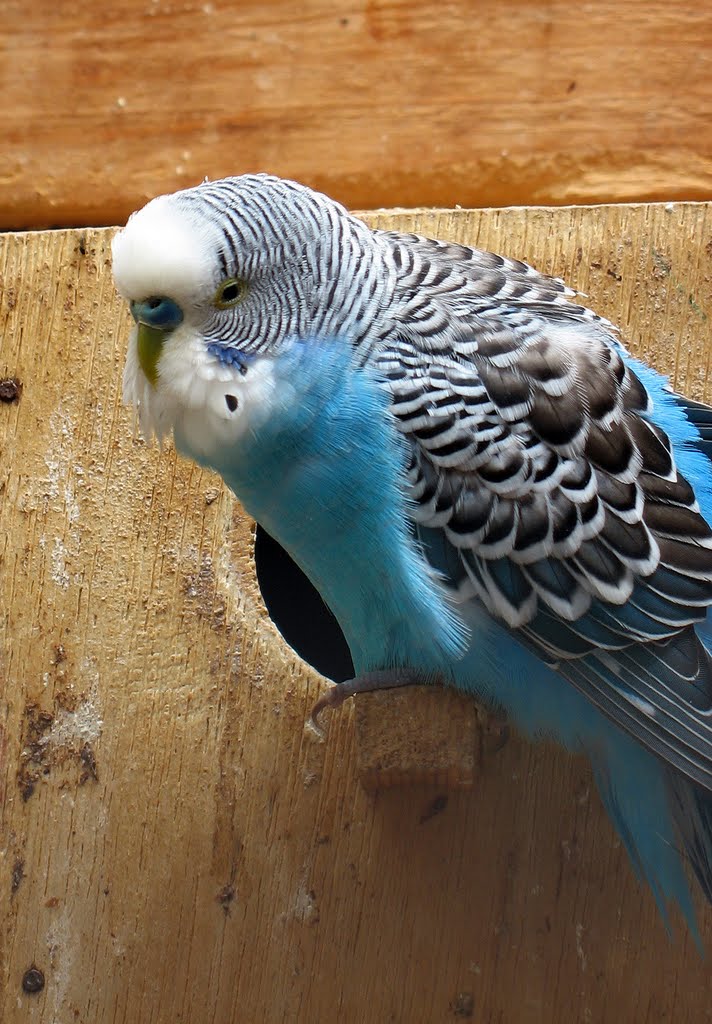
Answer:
112 174 384 452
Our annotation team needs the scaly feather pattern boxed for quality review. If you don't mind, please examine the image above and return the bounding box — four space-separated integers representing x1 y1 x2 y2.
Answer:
113 174 712 936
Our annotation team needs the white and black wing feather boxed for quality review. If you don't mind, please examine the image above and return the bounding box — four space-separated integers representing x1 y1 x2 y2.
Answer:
376 232 712 787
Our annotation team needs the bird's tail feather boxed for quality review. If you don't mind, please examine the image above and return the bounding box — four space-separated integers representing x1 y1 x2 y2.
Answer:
459 594 712 936
587 739 699 939
667 769 712 906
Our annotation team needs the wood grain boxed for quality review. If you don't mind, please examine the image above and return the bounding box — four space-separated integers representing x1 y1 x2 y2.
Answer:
2 0 712 230
2 204 712 1022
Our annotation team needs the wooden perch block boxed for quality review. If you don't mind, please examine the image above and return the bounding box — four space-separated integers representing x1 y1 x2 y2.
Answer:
353 688 510 791
2 203 712 1022
354 687 485 791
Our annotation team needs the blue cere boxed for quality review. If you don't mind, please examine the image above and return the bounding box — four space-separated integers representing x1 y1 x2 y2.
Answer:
207 342 253 373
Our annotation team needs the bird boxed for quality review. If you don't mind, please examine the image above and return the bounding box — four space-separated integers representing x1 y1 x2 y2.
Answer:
112 173 712 937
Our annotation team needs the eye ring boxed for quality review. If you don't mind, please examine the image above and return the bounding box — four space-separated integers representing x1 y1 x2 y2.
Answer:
214 277 247 309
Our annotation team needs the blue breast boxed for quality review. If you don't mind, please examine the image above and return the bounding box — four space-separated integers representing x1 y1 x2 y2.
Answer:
174 338 469 675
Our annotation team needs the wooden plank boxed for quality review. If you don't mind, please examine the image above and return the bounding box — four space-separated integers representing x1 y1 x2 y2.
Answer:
2 1 712 229
1 203 712 1023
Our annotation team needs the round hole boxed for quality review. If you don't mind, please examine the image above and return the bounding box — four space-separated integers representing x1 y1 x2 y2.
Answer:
254 525 354 682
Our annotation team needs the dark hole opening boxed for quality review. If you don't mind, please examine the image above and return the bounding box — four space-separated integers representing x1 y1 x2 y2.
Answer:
254 525 354 683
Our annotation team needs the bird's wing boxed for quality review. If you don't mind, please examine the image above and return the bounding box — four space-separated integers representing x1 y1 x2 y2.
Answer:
374 232 712 786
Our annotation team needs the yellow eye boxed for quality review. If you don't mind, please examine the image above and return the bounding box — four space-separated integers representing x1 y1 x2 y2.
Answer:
214 277 247 309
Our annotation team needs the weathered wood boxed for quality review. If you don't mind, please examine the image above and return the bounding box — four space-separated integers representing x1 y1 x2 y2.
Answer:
2 204 712 1022
2 1 712 229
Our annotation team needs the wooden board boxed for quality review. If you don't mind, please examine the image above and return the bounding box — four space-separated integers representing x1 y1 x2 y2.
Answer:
2 0 712 230
2 203 712 1022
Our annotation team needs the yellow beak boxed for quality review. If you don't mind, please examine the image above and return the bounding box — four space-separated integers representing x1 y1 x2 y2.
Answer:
137 322 167 387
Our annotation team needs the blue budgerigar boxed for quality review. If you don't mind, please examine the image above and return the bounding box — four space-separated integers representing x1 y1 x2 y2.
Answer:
113 175 712 935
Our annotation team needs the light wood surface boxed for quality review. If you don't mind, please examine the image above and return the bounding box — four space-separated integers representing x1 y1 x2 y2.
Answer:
2 203 712 1022
2 0 712 229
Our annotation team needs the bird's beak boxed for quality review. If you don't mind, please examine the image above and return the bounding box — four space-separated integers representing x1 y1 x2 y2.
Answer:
130 297 184 387
135 323 168 387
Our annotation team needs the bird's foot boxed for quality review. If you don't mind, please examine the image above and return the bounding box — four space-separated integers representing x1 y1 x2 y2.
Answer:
310 668 425 733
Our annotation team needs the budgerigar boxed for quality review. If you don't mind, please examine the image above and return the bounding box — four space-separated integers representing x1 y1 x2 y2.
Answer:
112 175 712 936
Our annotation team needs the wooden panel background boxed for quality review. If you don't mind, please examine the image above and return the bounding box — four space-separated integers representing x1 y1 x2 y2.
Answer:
1 0 712 229
1 203 712 1022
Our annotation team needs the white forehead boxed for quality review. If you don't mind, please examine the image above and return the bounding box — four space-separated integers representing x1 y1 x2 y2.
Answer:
112 192 222 303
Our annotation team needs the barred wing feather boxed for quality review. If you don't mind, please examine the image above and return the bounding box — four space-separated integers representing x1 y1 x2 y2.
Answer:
376 234 712 789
